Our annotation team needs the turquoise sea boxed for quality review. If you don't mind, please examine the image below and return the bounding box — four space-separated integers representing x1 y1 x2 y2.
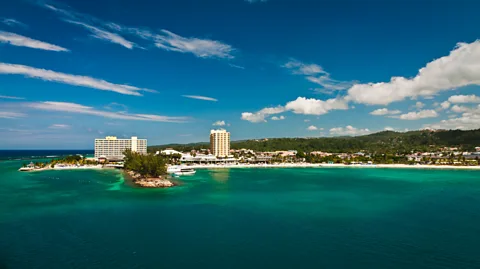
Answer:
1 155 480 268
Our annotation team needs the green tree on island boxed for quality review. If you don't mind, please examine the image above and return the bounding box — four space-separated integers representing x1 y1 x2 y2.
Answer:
123 150 167 178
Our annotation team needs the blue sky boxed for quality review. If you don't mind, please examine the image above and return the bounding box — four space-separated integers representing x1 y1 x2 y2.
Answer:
1 0 480 149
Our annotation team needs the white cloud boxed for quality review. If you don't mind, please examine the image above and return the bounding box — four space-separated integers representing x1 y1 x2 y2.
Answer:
283 59 352 92
285 97 349 115
448 94 480 104
0 111 26 119
384 127 394 131
105 122 122 126
41 4 135 49
397 109 438 120
283 59 325 76
415 101 425 109
271 115 285 120
241 112 265 123
329 125 370 136
307 125 318 131
213 120 226 126
370 108 401 116
0 62 154 96
25 101 188 122
104 102 128 112
154 30 234 59
0 31 69 52
304 119 310 122
64 20 134 49
0 95 24 100
242 96 348 123
347 40 480 105
440 101 451 110
424 105 480 130
241 106 285 123
451 105 472 113
182 95 218 102
229 64 245 69
306 75 354 92
1 18 27 28
42 3 234 58
49 124 70 129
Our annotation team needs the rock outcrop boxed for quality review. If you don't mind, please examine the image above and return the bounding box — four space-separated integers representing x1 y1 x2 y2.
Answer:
126 171 175 188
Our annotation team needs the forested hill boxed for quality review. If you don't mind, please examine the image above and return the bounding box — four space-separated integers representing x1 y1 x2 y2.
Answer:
148 129 480 154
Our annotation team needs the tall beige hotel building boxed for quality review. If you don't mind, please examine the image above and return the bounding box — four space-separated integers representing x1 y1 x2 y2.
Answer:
210 129 230 157
95 136 147 161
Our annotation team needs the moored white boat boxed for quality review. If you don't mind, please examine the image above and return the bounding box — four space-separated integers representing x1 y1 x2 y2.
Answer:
174 168 196 176
18 167 34 171
167 165 182 173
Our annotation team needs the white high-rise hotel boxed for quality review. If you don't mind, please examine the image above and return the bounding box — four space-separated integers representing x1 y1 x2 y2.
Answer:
95 136 147 160
210 129 230 157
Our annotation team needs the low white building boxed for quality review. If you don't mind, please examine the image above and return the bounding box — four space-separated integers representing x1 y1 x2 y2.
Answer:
158 149 183 156
180 154 236 164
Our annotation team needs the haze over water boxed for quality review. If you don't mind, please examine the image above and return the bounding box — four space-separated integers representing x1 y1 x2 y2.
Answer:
1 153 480 268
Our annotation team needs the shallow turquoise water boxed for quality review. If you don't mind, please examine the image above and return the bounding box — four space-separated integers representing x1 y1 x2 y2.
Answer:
1 160 480 268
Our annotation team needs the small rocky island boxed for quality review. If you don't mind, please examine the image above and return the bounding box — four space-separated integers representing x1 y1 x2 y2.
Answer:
123 150 176 188
126 171 175 188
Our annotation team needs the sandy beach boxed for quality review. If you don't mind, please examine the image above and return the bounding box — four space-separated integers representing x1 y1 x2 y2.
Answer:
184 163 480 170
21 164 106 172
22 163 480 173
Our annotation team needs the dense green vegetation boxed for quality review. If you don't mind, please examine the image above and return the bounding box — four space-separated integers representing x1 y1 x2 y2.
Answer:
149 129 480 154
22 155 96 168
49 155 97 167
123 150 167 178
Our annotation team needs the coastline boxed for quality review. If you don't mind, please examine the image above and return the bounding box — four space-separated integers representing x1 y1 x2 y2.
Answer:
19 163 480 173
20 164 107 172
184 163 480 170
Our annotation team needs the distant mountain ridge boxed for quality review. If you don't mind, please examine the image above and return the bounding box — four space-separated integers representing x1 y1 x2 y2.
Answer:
148 129 480 154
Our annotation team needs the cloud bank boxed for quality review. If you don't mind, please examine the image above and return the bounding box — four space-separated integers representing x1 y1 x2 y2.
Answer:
448 94 480 104
397 109 438 120
347 40 480 105
329 125 370 136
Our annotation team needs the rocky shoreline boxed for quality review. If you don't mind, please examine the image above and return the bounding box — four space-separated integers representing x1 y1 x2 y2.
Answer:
126 171 175 188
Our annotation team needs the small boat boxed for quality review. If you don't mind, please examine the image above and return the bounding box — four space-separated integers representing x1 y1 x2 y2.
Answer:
18 167 34 171
174 168 196 176
167 165 182 173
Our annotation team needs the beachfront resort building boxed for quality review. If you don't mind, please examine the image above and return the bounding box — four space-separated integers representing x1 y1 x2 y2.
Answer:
210 129 230 158
94 136 147 161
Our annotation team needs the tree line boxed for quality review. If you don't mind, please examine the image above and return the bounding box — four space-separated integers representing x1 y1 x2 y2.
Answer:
148 129 480 154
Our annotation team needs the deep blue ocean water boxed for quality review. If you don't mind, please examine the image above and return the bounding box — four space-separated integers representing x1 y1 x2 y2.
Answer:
0 150 93 160
1 150 480 268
